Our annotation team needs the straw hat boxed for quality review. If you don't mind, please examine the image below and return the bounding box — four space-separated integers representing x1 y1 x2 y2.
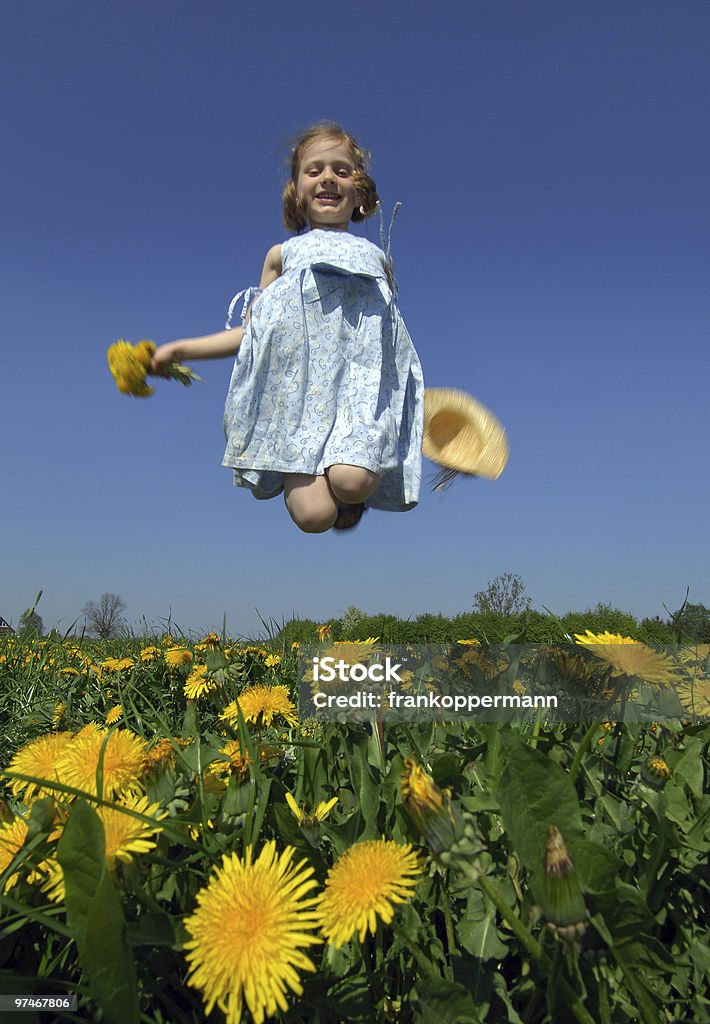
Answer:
422 388 509 483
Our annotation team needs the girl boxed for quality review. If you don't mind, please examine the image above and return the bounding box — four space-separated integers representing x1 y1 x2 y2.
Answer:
151 122 424 532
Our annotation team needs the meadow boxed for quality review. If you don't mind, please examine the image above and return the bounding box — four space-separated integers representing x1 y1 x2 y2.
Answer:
0 623 708 1024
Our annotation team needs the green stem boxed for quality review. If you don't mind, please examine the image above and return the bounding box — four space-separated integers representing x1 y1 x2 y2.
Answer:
439 881 457 978
568 722 600 784
390 921 439 978
528 706 543 749
476 874 596 1024
476 874 541 960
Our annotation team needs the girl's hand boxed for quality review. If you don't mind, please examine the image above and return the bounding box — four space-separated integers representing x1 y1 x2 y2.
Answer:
149 342 181 376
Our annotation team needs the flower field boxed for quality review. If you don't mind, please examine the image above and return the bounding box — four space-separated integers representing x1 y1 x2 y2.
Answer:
1 629 709 1024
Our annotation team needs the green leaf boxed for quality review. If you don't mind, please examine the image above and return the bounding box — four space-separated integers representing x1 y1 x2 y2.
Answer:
567 837 620 894
124 912 177 947
411 974 483 1024
56 800 139 1024
668 737 704 797
457 905 508 961
495 731 582 895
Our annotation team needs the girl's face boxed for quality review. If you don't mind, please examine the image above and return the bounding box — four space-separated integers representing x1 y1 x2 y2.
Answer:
296 136 363 231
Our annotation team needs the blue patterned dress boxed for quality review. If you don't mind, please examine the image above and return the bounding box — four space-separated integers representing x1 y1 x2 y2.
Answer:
222 228 424 511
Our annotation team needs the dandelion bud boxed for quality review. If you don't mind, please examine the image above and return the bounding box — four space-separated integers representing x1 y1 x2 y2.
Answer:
401 760 482 873
541 825 588 944
640 756 670 791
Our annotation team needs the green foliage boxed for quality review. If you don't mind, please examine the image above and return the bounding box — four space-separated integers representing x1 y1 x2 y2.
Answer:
57 801 140 1024
637 617 676 644
17 609 43 638
560 602 640 639
673 602 710 643
2 626 709 1023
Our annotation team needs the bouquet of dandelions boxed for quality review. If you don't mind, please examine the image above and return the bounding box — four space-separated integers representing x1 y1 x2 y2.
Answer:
107 340 203 397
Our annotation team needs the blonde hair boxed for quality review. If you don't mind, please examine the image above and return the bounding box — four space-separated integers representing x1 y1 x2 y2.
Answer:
282 122 379 232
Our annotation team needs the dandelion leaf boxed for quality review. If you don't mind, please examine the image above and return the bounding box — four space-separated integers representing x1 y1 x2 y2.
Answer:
410 973 482 1023
495 731 582 901
56 799 139 1024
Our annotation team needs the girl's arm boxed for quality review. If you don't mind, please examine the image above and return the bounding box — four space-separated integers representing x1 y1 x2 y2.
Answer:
150 244 282 372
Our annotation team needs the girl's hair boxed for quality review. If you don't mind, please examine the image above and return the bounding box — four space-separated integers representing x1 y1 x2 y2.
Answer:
282 122 379 232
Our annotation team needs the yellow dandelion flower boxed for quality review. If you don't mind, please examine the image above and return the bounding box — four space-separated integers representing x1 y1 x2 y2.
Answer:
54 724 147 799
97 794 167 870
7 732 75 802
105 705 123 726
133 339 156 369
221 685 298 730
52 702 68 727
264 653 281 668
285 793 338 827
33 856 65 903
184 665 216 700
316 624 333 642
101 656 134 674
457 639 480 645
574 631 679 687
676 673 710 716
0 817 29 892
58 666 79 677
401 760 445 818
107 339 155 397
317 840 423 947
199 632 221 649
291 641 300 651
140 646 161 663
141 738 180 776
184 841 322 1024
206 740 252 782
164 646 193 670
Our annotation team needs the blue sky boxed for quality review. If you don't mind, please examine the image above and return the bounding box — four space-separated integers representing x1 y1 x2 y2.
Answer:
2 1 708 638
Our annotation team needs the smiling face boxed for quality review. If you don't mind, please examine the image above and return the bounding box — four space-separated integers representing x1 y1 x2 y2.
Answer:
296 136 363 231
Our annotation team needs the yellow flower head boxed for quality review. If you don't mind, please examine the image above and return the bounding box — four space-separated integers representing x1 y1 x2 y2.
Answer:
52 702 68 727
574 631 679 687
97 794 167 870
316 624 333 642
285 793 338 827
140 646 161 663
0 816 29 893
105 705 124 726
53 724 147 799
107 340 155 397
142 738 178 775
164 647 193 670
184 665 215 700
221 685 298 730
7 732 75 802
317 839 423 947
133 339 156 369
206 740 253 782
184 841 322 1024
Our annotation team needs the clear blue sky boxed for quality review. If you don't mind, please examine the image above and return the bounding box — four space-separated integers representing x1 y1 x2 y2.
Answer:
2 1 708 638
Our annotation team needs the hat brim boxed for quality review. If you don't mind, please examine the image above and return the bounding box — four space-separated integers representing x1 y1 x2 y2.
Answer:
422 388 509 480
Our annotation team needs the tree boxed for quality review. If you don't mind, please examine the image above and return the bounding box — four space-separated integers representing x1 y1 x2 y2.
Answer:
672 602 710 643
473 573 532 616
18 608 44 637
81 593 127 639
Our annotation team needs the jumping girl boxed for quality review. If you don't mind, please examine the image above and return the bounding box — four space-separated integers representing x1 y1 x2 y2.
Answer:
151 122 424 532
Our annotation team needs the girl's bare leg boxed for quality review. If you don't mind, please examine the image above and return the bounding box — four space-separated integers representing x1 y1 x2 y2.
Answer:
284 474 338 533
326 465 380 504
